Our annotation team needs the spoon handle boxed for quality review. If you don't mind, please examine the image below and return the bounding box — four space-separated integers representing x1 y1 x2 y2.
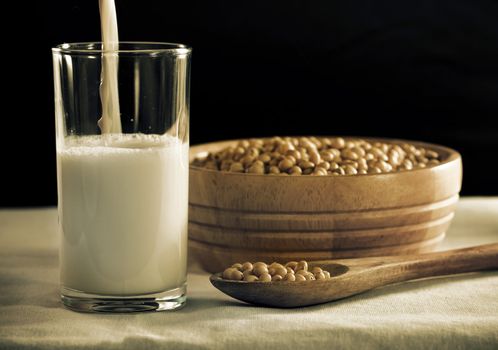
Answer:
353 243 498 287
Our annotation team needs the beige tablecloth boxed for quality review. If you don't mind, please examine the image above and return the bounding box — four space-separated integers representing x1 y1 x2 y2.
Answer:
0 198 497 349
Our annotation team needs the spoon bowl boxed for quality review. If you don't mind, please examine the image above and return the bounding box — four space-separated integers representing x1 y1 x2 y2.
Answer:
210 243 498 308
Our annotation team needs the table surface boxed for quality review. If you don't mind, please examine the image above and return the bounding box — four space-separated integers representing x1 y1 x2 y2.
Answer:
0 198 497 350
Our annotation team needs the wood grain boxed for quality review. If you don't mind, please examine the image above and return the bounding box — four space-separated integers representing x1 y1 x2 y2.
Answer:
189 213 453 250
191 233 446 273
189 195 458 231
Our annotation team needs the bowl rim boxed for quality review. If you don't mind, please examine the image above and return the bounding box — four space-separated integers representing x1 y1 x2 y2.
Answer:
189 136 461 178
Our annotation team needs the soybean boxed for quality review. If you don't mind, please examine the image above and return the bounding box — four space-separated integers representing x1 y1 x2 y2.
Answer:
221 260 332 283
193 137 442 176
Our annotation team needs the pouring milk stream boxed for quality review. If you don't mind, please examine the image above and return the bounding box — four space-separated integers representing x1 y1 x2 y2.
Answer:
97 0 122 134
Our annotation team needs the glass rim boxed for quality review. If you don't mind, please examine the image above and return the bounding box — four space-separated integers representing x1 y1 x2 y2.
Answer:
52 41 192 55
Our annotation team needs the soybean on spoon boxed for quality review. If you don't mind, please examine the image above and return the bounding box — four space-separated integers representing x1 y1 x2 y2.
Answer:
209 243 498 308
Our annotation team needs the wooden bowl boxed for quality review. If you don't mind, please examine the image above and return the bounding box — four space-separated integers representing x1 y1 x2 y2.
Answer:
188 138 462 273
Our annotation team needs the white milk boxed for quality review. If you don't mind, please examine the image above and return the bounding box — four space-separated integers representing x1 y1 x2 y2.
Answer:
58 134 189 296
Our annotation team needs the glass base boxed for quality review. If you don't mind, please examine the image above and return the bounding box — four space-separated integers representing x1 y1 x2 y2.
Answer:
61 284 186 313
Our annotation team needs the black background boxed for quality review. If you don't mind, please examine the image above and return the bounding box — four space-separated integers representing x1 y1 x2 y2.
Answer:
3 0 498 206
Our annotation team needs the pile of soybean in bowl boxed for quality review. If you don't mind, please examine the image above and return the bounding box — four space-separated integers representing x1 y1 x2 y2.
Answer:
191 136 441 175
222 261 331 282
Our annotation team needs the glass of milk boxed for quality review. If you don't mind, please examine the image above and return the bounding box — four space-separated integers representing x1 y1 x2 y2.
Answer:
52 42 191 312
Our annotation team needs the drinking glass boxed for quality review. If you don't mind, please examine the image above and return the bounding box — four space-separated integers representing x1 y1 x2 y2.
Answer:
52 42 191 312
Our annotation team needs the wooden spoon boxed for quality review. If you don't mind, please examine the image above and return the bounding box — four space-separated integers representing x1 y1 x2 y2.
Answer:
210 243 498 308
